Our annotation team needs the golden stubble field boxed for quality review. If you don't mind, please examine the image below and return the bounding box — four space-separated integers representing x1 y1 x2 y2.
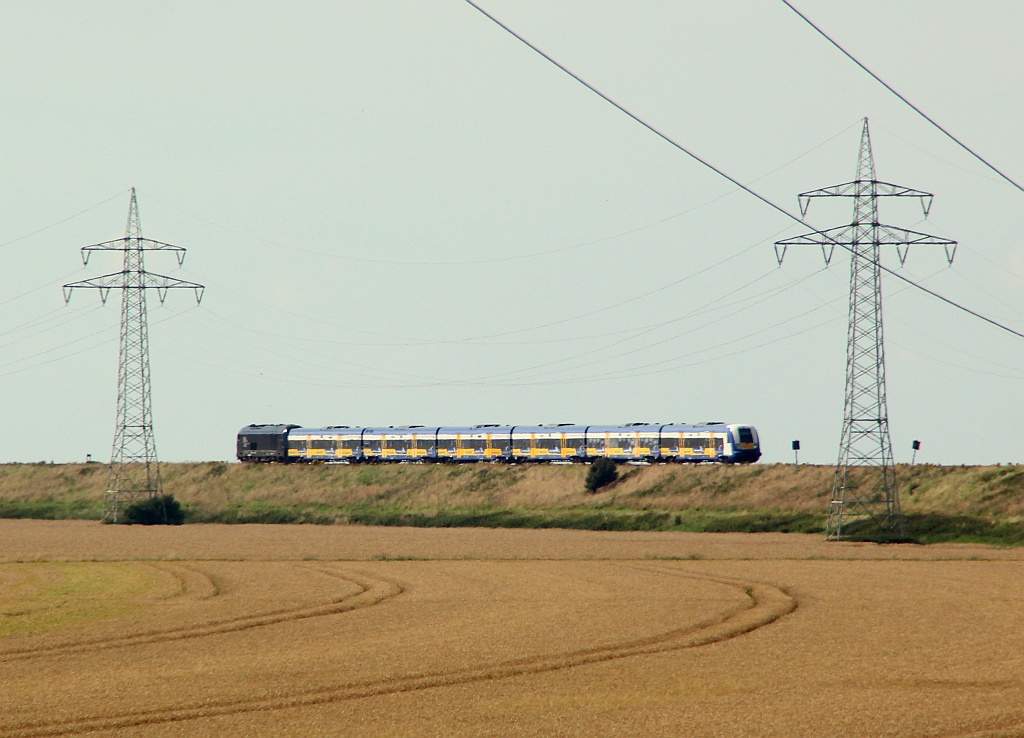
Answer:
1 520 1022 737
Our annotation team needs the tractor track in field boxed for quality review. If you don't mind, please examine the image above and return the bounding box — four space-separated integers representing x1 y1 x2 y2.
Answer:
937 718 1024 738
0 565 797 737
0 563 403 663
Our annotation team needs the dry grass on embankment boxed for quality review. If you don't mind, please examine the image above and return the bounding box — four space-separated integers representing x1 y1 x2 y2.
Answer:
1 461 1022 541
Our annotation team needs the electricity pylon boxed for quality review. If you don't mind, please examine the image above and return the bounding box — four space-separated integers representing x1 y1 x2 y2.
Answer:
64 188 204 522
775 119 956 540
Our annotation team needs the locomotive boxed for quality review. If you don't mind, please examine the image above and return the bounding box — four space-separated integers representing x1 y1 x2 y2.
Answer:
237 422 761 464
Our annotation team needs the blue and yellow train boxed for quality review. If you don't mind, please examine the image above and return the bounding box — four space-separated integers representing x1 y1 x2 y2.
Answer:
237 422 761 464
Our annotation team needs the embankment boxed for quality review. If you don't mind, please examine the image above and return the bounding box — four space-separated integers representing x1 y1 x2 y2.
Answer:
1 461 1022 543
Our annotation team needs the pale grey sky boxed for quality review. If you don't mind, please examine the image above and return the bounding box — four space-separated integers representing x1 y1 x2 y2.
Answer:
1 1 1021 464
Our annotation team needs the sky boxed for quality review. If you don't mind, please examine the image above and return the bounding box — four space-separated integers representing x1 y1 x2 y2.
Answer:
0 1 1021 465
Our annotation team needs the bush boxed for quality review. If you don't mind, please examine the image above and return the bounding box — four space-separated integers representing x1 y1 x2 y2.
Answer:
121 494 185 525
585 458 619 493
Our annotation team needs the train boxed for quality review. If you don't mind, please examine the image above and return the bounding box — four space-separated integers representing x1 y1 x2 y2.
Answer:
237 422 761 464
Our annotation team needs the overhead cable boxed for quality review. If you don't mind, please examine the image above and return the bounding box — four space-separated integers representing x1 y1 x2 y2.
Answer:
464 1 1024 341
780 0 1024 195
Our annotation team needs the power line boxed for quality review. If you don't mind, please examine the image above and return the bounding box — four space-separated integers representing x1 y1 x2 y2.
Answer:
500 311 843 387
465 267 812 383
144 188 736 267
166 305 842 391
780 0 1024 195
194 222 792 348
463 0 1024 342
0 306 196 379
176 260 821 394
0 190 131 251
0 305 102 352
141 125 852 270
894 343 1024 383
887 309 1024 379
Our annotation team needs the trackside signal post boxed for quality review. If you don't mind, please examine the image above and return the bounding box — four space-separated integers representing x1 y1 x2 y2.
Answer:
63 189 204 522
775 119 955 540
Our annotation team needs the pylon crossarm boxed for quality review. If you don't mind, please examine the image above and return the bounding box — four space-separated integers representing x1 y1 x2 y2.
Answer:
775 225 858 266
81 239 130 266
799 181 935 218
875 225 957 266
869 181 931 197
62 272 129 304
81 237 131 251
81 238 188 264
872 182 935 215
798 186 850 216
875 224 957 248
139 272 205 304
799 182 859 200
137 240 188 266
775 224 856 248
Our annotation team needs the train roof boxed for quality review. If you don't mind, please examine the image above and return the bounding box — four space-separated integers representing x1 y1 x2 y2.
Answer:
258 423 755 437
434 426 506 436
238 424 299 435
584 424 662 434
507 424 588 435
362 426 441 435
288 426 364 436
658 423 737 432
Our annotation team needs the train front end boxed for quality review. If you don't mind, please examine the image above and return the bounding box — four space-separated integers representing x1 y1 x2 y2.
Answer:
236 424 297 463
726 424 761 463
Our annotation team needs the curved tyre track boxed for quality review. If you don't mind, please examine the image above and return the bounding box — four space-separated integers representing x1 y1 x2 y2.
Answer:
0 564 402 662
941 718 1024 738
0 566 796 737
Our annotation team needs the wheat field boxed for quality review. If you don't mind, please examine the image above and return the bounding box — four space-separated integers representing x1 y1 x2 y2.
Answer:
1 519 1022 737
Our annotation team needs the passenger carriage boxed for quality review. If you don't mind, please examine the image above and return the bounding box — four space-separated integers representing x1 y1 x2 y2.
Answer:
239 421 760 464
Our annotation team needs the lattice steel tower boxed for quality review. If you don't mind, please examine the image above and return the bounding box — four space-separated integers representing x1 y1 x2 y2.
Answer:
64 189 204 521
775 119 956 539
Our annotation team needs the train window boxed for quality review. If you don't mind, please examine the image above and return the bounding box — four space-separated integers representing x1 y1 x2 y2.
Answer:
564 436 584 450
611 435 633 448
288 439 307 452
639 436 658 449
588 436 606 451
536 438 560 452
738 428 754 444
310 439 334 451
661 433 678 448
415 437 434 450
341 438 361 450
460 437 486 450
